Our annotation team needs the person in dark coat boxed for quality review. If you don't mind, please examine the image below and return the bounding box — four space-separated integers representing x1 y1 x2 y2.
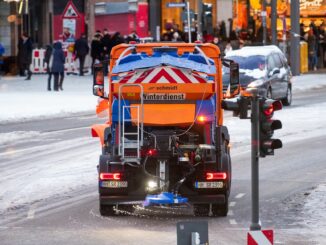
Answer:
74 33 89 76
101 28 113 56
91 34 103 74
101 29 112 76
307 29 317 71
111 32 124 47
44 44 53 90
51 42 65 91
17 32 33 80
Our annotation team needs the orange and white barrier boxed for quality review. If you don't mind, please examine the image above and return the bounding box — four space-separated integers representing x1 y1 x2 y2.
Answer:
30 48 91 75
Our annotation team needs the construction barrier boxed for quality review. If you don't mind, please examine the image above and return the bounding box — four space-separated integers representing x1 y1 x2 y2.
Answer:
300 41 308 74
30 48 91 75
248 230 273 245
30 48 46 73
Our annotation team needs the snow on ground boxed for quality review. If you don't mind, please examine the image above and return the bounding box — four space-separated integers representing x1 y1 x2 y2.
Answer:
0 135 99 214
292 73 326 92
0 131 42 146
302 184 326 235
0 74 97 124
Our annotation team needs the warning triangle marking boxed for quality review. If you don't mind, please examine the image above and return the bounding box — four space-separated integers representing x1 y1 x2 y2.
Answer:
63 3 79 18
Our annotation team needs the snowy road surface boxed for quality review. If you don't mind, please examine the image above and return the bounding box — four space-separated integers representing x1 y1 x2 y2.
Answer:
0 74 326 244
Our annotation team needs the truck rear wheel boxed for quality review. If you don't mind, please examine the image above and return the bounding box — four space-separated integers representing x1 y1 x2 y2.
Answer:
193 204 210 217
212 195 229 217
99 203 115 216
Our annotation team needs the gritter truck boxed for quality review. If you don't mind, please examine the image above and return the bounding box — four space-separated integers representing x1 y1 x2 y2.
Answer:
91 42 240 216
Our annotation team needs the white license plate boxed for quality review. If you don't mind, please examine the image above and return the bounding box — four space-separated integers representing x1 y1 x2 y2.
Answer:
101 181 128 188
195 181 223 189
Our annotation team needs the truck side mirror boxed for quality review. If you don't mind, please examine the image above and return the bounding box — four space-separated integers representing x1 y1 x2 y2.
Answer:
229 62 240 97
223 58 240 98
93 63 107 98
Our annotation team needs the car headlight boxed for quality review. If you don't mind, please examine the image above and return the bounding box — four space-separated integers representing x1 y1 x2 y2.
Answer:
247 79 264 88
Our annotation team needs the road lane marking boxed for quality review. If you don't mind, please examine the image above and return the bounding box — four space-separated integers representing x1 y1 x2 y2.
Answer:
229 201 236 207
228 210 234 216
45 126 90 133
235 193 246 199
229 219 237 225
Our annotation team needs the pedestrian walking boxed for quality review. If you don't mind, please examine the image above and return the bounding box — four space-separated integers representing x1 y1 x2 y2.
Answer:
51 42 65 91
74 33 89 76
44 44 53 90
91 34 103 74
307 29 317 71
17 32 33 80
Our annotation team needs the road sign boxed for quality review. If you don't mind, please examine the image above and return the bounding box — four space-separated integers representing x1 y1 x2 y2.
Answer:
177 221 208 245
248 230 273 245
182 10 194 22
63 1 79 18
166 2 186 8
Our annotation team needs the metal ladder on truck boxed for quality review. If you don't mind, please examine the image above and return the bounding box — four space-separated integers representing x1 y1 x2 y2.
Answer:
118 84 144 164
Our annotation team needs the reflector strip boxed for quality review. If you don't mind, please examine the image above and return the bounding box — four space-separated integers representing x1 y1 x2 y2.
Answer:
112 66 214 84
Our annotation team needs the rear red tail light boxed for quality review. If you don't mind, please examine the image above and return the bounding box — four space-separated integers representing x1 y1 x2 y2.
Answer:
100 173 121 180
206 172 227 180
141 149 158 157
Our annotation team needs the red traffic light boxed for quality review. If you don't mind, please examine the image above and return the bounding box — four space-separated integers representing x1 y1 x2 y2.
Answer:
262 100 282 117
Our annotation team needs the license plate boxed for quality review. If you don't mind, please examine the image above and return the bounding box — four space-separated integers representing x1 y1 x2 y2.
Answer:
101 181 128 188
195 181 223 189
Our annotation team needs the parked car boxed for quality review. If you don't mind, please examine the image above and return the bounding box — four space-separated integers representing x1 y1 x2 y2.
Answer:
223 45 292 106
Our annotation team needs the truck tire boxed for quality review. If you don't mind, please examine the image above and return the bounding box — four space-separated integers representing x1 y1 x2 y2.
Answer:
99 203 115 216
211 195 229 217
193 204 210 217
221 152 232 193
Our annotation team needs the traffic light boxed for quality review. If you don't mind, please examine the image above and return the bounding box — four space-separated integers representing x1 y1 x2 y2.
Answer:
259 98 283 157
221 96 249 119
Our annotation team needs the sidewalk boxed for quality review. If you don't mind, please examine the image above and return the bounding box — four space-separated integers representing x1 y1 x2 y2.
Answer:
0 74 97 123
0 73 325 124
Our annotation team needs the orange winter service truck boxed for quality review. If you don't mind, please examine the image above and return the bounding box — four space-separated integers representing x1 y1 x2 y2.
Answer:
91 42 240 216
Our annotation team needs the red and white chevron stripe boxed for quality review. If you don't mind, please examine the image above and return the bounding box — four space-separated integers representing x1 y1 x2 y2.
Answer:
247 230 273 245
112 66 213 84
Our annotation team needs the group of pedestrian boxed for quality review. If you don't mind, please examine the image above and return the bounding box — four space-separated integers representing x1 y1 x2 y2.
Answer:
44 42 65 91
301 22 326 71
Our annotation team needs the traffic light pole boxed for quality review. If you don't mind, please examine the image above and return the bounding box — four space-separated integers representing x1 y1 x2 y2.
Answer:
271 0 277 45
250 93 261 231
262 0 267 45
